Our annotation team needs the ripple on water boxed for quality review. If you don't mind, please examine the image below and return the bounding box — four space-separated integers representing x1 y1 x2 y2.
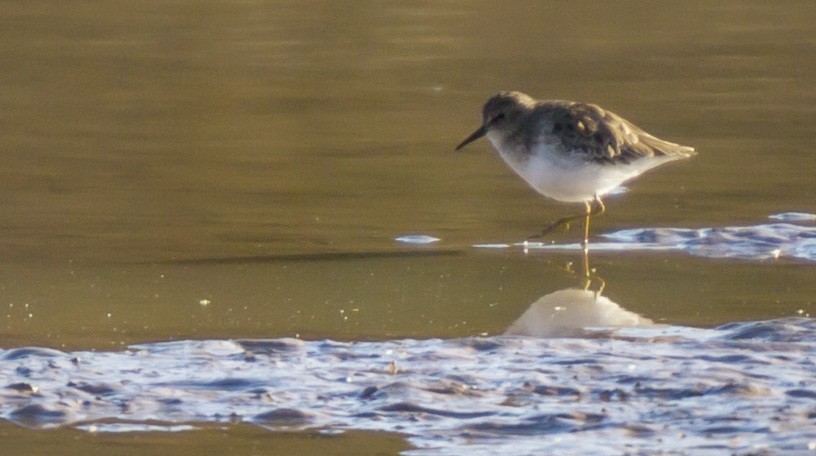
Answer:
1 318 815 454
600 223 816 261
768 212 816 222
471 214 816 263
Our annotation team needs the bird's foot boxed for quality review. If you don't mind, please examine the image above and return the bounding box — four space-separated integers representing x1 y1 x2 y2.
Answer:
528 218 574 240
581 274 605 295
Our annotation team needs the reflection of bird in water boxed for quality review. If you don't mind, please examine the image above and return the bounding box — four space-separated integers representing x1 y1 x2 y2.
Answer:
504 288 653 338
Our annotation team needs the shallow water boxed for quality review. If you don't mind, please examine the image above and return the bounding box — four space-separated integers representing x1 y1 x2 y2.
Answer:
484 213 816 262
0 423 410 456
2 0 816 455
2 1 816 265
2 319 816 454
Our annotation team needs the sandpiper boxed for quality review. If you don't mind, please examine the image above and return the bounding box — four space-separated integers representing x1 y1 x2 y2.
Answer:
456 91 695 249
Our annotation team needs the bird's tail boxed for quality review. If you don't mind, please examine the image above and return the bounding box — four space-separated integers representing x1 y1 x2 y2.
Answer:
641 133 696 158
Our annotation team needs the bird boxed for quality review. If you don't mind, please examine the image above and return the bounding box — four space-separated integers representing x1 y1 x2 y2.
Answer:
455 91 696 250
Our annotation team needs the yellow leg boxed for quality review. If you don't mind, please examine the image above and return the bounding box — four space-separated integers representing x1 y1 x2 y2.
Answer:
532 195 606 242
582 273 606 295
582 195 605 246
581 200 592 247
531 212 585 239
581 200 592 277
581 196 605 278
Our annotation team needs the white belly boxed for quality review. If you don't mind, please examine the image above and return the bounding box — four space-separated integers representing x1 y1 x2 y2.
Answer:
492 141 678 203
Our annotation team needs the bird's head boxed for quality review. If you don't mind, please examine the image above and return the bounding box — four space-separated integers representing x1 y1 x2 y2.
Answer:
455 91 535 151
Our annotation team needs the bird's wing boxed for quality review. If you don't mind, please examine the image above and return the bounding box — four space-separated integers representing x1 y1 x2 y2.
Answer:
531 102 695 165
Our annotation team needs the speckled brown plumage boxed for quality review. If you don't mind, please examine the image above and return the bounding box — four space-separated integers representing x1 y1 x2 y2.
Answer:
484 91 695 165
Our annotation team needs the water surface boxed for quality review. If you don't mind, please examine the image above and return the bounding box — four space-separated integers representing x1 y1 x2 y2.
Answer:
2 319 815 454
1 1 816 454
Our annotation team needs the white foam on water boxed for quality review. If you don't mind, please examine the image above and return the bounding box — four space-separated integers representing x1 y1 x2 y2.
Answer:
1 318 815 454
395 235 441 244
768 212 816 222
471 216 816 262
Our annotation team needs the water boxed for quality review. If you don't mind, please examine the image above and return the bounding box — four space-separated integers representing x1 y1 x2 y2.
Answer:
503 214 816 262
1 1 816 454
2 319 815 454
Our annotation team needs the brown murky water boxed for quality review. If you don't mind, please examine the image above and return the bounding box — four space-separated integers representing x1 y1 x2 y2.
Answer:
1 1 815 454
0 423 410 456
